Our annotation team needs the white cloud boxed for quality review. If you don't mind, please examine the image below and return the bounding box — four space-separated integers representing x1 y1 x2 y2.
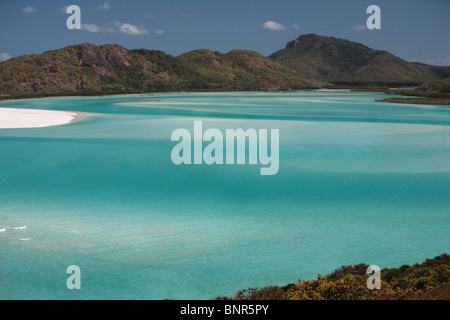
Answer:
81 24 100 33
0 53 11 62
22 6 37 13
102 27 115 33
263 20 286 31
81 24 115 33
154 30 165 35
353 25 367 31
85 21 150 35
97 2 110 11
118 23 149 35
144 14 154 20
291 24 300 30
411 57 450 66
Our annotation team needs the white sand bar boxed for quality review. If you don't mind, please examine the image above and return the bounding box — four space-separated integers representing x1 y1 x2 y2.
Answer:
0 107 77 129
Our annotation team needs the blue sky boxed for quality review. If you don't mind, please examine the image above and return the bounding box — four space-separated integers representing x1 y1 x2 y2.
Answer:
0 0 449 65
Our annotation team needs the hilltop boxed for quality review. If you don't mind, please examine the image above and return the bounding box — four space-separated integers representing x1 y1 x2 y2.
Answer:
270 34 450 86
0 43 324 96
216 253 450 300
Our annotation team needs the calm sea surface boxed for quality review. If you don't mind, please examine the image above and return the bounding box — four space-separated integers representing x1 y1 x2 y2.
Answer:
0 91 449 299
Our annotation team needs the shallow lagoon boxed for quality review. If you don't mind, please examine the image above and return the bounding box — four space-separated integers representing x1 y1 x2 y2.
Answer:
0 91 449 299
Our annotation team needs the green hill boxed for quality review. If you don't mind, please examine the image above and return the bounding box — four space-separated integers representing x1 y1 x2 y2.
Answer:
178 49 324 91
216 254 450 300
0 43 324 96
378 80 450 105
270 34 450 86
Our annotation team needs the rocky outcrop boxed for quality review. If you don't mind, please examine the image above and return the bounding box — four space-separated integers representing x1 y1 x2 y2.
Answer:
18 78 46 92
76 43 118 77
101 44 131 66
40 63 58 73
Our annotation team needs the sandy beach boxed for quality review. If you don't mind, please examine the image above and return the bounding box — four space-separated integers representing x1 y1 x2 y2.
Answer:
0 107 77 129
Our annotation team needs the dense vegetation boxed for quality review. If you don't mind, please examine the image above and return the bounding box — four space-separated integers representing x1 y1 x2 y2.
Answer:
0 43 324 97
215 254 450 300
2 36 449 100
2 36 448 99
270 34 450 85
378 81 450 105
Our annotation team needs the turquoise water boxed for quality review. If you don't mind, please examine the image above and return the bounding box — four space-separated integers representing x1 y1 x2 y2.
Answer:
0 91 449 299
